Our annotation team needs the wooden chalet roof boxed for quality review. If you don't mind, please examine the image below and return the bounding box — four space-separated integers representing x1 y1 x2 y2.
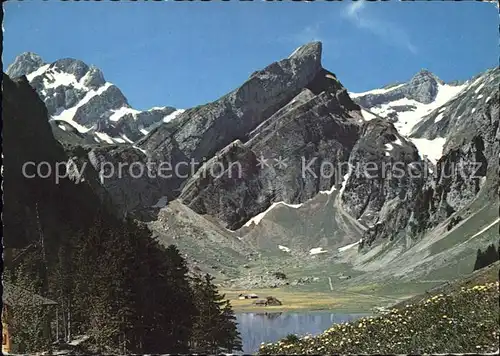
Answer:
2 283 57 306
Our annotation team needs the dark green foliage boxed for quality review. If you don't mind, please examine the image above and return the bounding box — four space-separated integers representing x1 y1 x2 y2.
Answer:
473 244 499 271
190 273 243 353
283 334 300 343
7 216 241 354
446 215 463 231
4 257 52 353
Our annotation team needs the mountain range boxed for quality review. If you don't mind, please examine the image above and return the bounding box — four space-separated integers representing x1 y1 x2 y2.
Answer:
5 41 499 292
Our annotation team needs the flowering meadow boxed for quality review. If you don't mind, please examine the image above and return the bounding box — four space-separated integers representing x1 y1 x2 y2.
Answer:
259 281 499 354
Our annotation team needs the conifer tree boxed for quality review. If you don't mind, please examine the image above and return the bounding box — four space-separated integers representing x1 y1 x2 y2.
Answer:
6 257 51 353
473 248 483 271
7 209 242 354
473 244 499 271
190 273 242 353
219 299 243 352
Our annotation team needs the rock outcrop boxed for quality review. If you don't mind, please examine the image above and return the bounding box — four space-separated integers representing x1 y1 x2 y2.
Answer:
341 119 424 230
360 68 499 247
176 54 361 229
137 42 327 166
6 52 46 78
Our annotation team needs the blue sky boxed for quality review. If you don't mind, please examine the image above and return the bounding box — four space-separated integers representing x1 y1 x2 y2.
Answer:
4 1 498 110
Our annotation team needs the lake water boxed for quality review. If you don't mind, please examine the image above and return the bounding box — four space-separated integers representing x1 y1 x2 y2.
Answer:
235 311 366 354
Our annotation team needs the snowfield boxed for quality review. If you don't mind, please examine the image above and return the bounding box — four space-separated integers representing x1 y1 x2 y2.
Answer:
367 82 467 136
25 63 182 143
51 82 113 133
244 201 303 227
348 73 495 167
349 83 405 98
409 137 447 164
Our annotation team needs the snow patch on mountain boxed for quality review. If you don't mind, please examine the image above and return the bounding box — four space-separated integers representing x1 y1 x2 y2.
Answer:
43 71 85 91
121 134 134 144
474 82 485 94
109 107 141 122
51 82 113 131
360 109 378 121
434 112 445 123
244 201 303 227
319 184 337 195
370 83 467 136
350 83 405 98
152 196 169 208
338 239 362 253
278 245 291 253
163 109 186 123
309 247 328 255
409 137 447 164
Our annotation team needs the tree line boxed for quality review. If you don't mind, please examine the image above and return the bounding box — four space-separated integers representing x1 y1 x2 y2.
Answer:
5 214 242 354
473 243 499 272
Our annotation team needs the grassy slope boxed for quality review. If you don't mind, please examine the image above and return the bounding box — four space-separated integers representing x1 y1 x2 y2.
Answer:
223 208 498 312
391 261 499 308
259 263 499 354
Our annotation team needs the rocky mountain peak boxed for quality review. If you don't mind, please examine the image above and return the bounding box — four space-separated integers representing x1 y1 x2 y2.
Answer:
288 41 322 62
406 69 444 104
247 41 322 85
6 52 46 78
50 58 91 81
7 53 182 143
411 69 444 84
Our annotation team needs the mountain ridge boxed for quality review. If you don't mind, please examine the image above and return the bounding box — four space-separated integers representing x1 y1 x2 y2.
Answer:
5 42 498 293
6 52 183 144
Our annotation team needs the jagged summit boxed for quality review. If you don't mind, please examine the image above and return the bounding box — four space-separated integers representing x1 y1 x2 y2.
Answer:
411 69 444 84
6 53 181 143
6 52 46 78
288 41 322 61
406 69 445 104
350 68 468 136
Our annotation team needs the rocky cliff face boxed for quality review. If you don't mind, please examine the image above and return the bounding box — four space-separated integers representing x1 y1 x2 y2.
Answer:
359 68 499 247
7 42 497 271
137 42 327 162
340 119 424 230
2 73 116 248
6 53 181 143
354 70 444 109
174 50 361 229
